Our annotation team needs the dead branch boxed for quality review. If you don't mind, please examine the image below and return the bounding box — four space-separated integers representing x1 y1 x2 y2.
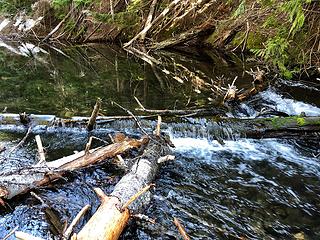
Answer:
150 23 214 50
42 7 75 42
112 101 150 137
7 126 32 156
140 0 158 41
63 204 91 240
0 135 148 199
123 0 181 47
87 98 102 131
35 135 46 164
173 217 190 240
124 46 161 65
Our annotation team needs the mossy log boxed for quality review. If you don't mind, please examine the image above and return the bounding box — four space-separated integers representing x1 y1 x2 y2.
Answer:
77 136 171 240
0 136 147 200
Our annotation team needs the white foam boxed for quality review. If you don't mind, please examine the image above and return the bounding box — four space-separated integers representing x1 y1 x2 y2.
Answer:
260 90 320 116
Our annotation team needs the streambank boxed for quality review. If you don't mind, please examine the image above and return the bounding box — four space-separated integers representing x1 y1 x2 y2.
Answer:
1 0 319 78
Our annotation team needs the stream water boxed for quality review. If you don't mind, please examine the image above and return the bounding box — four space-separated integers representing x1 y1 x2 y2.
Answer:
0 41 320 240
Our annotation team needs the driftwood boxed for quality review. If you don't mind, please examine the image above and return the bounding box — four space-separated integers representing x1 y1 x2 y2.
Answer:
0 136 147 200
77 134 171 240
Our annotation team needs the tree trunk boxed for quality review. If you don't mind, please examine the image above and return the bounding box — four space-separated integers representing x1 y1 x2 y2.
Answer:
77 136 172 240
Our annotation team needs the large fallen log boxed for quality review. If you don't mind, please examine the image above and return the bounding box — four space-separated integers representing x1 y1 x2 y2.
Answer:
76 135 172 240
0 113 319 140
169 115 320 140
0 135 148 200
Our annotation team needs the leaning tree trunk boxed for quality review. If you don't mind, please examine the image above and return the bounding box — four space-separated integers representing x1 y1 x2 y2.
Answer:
76 135 172 240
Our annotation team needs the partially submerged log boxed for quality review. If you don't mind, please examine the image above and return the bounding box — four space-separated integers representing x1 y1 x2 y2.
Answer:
77 135 172 240
169 116 320 140
0 136 147 200
0 113 156 128
0 113 319 140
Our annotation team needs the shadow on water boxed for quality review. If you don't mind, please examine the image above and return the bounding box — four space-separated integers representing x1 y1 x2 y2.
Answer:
0 41 320 239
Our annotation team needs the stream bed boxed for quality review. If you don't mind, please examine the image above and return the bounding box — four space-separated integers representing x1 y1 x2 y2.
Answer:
0 41 320 239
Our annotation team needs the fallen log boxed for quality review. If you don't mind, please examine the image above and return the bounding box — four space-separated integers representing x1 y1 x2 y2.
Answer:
0 113 157 127
0 135 148 200
169 115 320 140
0 113 319 140
77 135 172 240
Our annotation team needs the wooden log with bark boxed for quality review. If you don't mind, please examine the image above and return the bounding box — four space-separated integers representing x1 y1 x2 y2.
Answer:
77 134 172 240
0 135 148 200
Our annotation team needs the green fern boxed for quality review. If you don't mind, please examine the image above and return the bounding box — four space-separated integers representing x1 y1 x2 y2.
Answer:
282 0 311 36
232 0 246 18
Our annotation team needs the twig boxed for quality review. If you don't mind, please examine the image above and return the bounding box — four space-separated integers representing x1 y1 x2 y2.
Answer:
173 217 190 240
63 204 91 240
2 226 19 240
7 126 32 156
35 135 46 164
30 192 46 205
134 96 146 110
111 101 150 137
122 183 155 210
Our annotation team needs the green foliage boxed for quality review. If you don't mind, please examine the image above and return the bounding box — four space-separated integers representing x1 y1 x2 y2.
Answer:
52 0 70 9
74 0 93 7
232 0 246 18
0 0 35 14
263 15 280 28
93 0 141 30
251 36 292 78
249 0 312 78
282 0 311 36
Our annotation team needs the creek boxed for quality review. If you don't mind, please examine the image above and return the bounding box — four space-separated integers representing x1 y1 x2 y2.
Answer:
0 41 320 239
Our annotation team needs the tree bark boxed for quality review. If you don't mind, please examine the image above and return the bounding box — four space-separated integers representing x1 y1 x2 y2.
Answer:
77 136 171 240
0 136 147 199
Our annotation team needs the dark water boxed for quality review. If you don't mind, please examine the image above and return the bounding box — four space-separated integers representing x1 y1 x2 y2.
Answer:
0 40 320 240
